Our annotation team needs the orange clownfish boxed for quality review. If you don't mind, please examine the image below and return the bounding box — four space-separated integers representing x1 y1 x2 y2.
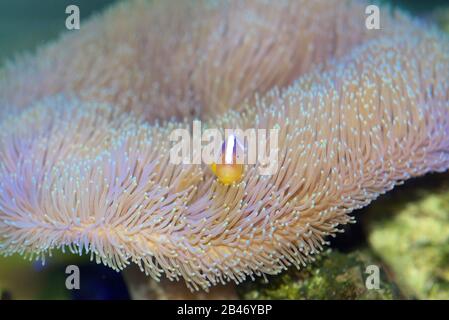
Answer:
210 134 244 185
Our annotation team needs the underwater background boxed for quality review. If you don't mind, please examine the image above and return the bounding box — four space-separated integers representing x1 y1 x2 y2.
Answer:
0 0 449 300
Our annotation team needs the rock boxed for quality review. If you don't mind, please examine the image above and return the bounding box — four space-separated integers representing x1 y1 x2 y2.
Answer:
237 249 400 300
364 175 449 299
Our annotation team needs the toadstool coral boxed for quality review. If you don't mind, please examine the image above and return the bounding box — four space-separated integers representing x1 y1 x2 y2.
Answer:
0 0 449 291
0 0 414 120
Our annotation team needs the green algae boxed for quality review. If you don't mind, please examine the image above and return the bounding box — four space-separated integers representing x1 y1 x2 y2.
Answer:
238 249 400 300
0 252 86 300
365 183 449 300
434 7 449 34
